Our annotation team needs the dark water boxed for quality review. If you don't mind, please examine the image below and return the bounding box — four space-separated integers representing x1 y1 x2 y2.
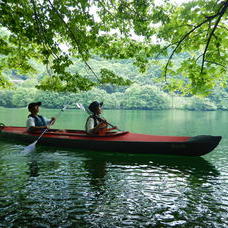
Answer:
0 108 228 227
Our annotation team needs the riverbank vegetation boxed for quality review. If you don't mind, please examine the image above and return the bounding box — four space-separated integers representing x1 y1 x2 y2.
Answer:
0 56 228 111
1 85 227 111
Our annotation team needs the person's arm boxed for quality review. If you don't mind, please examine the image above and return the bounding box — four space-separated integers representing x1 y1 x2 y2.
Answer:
94 121 107 133
44 117 56 126
26 117 35 128
97 117 117 131
86 117 95 134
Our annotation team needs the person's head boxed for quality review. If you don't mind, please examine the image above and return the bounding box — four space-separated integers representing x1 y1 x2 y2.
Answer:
28 102 42 114
88 101 103 115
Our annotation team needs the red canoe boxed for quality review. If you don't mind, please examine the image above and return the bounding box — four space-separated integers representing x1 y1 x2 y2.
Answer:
0 126 222 156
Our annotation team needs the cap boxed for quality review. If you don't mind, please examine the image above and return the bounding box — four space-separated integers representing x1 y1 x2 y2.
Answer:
28 102 42 111
88 101 103 113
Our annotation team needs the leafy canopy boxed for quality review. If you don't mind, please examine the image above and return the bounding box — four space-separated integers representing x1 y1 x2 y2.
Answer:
0 0 227 94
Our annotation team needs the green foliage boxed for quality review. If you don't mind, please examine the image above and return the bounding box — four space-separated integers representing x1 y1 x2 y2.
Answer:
36 72 96 93
0 0 227 94
0 84 169 110
0 90 14 107
1 54 228 112
184 97 217 111
0 75 13 89
208 87 228 110
100 68 132 86
157 0 228 94
121 84 170 110
0 88 36 107
1 81 228 111
11 88 37 107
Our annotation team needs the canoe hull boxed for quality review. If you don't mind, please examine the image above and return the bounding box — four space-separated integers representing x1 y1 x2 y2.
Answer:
33 135 222 156
0 126 222 156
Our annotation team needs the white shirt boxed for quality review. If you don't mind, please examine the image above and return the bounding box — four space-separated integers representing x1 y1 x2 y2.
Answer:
26 116 51 128
85 115 102 133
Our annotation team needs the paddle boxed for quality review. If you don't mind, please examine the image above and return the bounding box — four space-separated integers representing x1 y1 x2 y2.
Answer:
76 103 121 130
21 105 67 154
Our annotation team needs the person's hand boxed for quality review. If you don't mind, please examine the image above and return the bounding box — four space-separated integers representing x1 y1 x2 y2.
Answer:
58 129 65 132
50 117 56 125
98 122 107 128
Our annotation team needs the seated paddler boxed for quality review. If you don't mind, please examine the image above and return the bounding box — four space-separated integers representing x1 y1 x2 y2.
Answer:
85 101 117 135
26 102 56 133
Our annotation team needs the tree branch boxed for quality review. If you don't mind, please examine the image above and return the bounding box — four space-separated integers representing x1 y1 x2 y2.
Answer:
164 0 228 79
156 24 193 59
212 33 221 56
201 0 228 73
195 54 203 63
47 0 100 82
217 25 228 30
96 0 116 17
155 41 178 59
205 60 226 68
30 0 59 60
163 17 212 78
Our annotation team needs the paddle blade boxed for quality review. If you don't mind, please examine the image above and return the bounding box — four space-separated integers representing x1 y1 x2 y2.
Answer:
76 103 85 111
21 140 37 154
62 105 68 111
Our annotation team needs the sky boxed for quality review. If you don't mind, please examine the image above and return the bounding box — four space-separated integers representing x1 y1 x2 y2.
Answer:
155 0 191 5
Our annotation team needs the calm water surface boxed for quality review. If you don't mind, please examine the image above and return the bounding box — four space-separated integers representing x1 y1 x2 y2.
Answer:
0 108 227 227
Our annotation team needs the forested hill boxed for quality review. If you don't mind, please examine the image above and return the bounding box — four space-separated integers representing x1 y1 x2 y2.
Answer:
1 57 228 111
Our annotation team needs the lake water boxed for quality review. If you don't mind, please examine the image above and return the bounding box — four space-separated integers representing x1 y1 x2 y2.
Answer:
0 107 228 227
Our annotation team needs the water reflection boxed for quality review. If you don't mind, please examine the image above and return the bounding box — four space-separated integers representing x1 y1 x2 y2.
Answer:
84 158 107 194
82 151 222 227
84 151 220 178
27 159 39 177
0 142 226 227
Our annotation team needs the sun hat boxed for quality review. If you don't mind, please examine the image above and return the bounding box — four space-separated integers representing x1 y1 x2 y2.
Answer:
88 101 103 113
28 102 42 111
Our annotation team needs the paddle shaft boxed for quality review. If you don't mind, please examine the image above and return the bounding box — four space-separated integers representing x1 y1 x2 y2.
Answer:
95 116 116 129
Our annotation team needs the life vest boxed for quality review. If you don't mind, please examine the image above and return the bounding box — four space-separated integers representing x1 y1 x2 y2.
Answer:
85 115 99 129
28 114 46 127
85 115 107 135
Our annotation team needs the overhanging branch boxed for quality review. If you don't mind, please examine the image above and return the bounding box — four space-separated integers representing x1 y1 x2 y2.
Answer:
163 0 228 79
163 17 212 78
47 0 100 82
205 60 226 68
200 0 228 73
30 0 59 60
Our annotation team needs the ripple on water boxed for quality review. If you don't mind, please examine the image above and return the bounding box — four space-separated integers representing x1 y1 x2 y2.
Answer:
0 143 228 227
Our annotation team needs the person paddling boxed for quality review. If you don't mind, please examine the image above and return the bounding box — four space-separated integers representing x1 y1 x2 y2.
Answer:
26 102 56 133
85 101 117 135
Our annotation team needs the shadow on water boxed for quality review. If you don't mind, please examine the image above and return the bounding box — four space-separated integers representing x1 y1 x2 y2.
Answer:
23 146 221 183
27 159 40 177
0 141 220 189
83 149 220 173
64 150 220 192
20 145 221 200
